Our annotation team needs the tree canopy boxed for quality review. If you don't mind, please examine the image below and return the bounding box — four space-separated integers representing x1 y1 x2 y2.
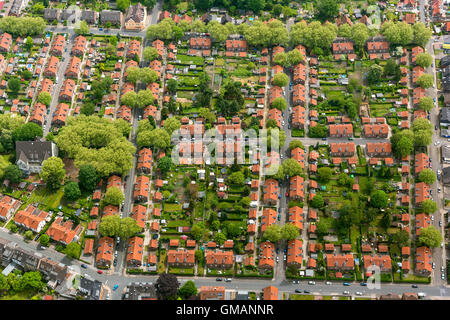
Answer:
418 225 442 248
54 116 135 177
40 157 66 190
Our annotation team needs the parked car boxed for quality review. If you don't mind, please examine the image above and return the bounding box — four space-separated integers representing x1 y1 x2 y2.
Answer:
303 290 310 294
355 292 362 296
286 191 289 197
412 284 418 288
295 289 302 293
276 256 279 263
97 270 103 274
225 278 232 282
113 284 118 291
360 282 367 286
216 278 222 281
343 291 350 295
343 282 351 286
441 266 445 272
325 281 332 285
81 264 87 269
441 273 446 280
308 281 315 285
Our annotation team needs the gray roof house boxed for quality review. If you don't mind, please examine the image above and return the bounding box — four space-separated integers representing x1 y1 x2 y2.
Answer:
79 277 103 300
81 10 98 25
442 166 450 185
125 3 146 24
440 107 450 127
59 9 76 23
44 8 60 22
443 145 450 164
15 139 58 175
100 10 123 26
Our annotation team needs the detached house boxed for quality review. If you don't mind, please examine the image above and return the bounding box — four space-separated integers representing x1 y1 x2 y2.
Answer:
124 3 147 31
46 217 81 245
16 140 58 175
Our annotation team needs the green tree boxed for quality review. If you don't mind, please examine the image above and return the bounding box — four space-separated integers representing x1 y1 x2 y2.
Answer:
74 20 90 35
39 234 50 247
207 20 229 43
281 223 300 241
418 96 434 111
37 91 52 106
228 171 245 185
271 96 287 111
384 59 397 76
289 140 304 150
157 156 172 174
136 89 155 108
65 242 81 259
24 230 33 240
143 47 159 62
382 21 413 46
214 232 227 246
316 220 328 238
391 130 414 158
116 0 131 12
316 0 339 21
3 165 22 184
418 226 442 248
178 280 197 299
137 128 171 149
287 49 304 65
281 159 303 177
317 167 333 182
415 52 433 68
418 169 436 185
155 273 180 300
263 224 282 243
272 72 289 87
103 186 124 206
121 91 137 107
367 64 383 84
311 194 324 208
64 181 81 201
78 164 98 192
391 230 409 247
163 117 181 135
370 190 388 209
13 122 43 141
416 74 434 89
167 79 178 93
99 215 121 237
7 77 20 93
413 22 432 47
190 222 207 241
421 199 438 214
40 157 65 190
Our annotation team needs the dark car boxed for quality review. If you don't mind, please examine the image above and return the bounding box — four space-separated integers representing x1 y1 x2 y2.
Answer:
304 290 310 294
295 289 302 293
412 284 418 288
152 234 158 239
81 264 87 269
322 137 327 141
216 278 222 281
360 283 367 286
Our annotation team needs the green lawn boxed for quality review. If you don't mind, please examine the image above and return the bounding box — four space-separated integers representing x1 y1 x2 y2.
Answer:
290 294 315 300
163 203 182 213
0 154 13 177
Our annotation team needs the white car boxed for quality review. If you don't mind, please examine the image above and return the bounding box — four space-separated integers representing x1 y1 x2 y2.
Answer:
355 292 363 296
343 291 350 295
308 281 316 285
325 281 332 285
276 256 279 263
